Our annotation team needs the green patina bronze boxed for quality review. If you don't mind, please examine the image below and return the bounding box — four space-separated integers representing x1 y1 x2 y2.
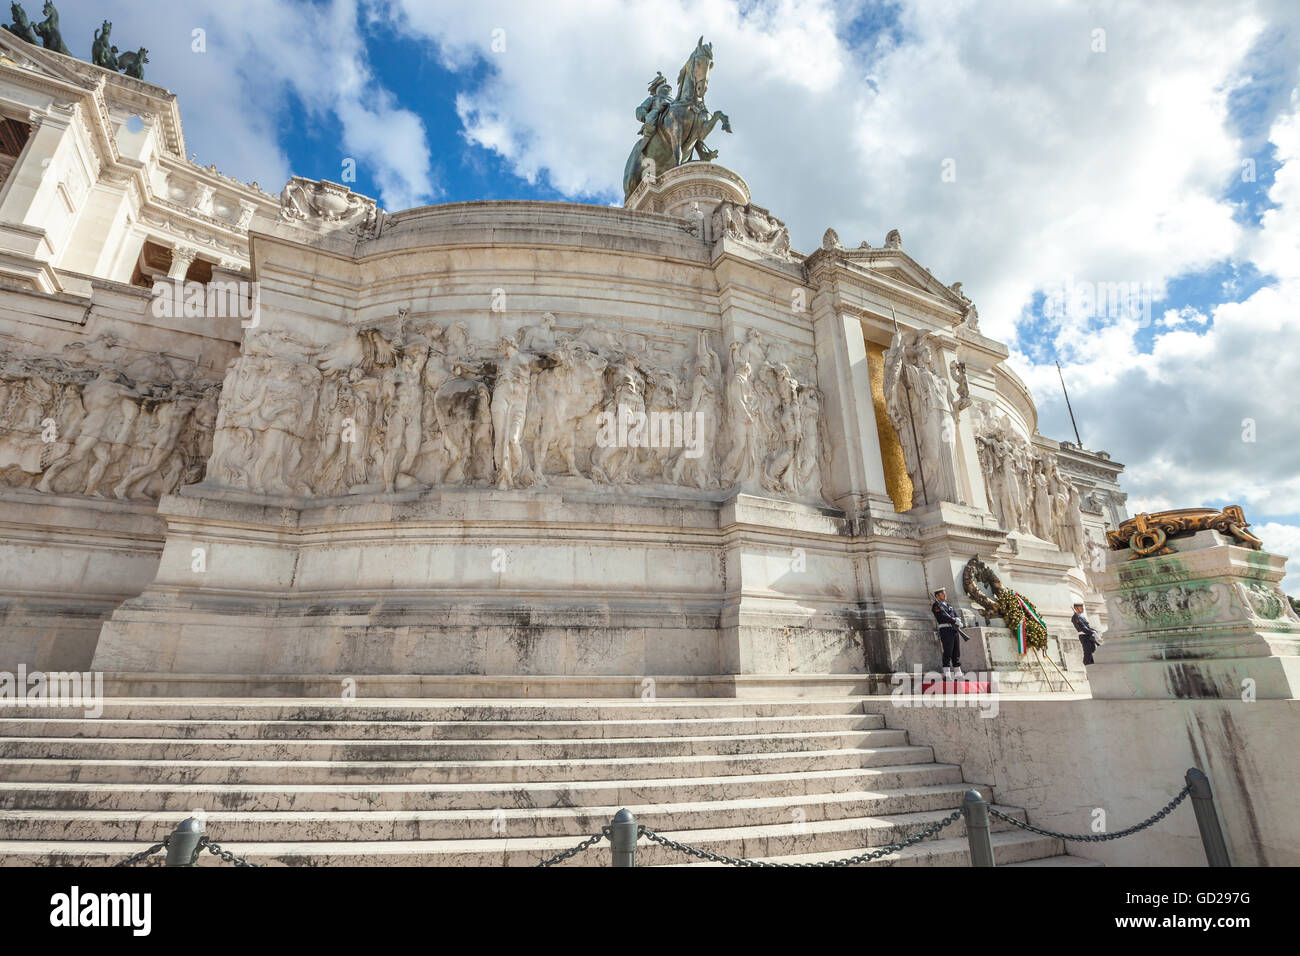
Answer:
623 36 732 201
4 3 147 80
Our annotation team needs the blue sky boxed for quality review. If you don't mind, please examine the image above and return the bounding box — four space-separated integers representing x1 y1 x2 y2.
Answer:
43 0 1300 590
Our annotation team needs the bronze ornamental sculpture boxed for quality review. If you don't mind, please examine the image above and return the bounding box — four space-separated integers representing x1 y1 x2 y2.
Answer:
623 36 732 200
1106 505 1263 559
4 3 146 80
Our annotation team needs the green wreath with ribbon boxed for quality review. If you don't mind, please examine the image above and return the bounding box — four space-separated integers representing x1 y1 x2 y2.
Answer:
994 589 1049 653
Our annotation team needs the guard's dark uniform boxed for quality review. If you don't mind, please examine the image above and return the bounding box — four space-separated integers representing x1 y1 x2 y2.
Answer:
1072 610 1099 665
931 598 963 670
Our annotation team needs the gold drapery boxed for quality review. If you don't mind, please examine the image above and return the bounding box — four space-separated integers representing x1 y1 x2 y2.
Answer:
866 338 912 513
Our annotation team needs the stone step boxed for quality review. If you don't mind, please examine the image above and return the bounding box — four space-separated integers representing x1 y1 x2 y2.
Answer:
0 744 938 785
0 763 966 811
0 695 1080 868
0 783 978 841
0 728 909 762
0 807 1029 866
0 698 869 722
0 712 885 741
665 829 1065 867
1001 853 1105 867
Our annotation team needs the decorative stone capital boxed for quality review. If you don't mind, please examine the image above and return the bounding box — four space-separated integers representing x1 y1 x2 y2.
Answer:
167 245 199 279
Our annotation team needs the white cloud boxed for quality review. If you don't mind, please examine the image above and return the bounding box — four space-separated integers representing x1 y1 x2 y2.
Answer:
1255 522 1300 596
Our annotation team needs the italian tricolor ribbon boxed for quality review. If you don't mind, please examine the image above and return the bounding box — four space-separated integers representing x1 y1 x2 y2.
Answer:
1013 593 1046 655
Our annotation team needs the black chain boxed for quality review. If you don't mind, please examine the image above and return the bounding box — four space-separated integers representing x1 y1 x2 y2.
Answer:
111 781 1193 868
638 810 965 867
112 834 260 867
113 838 169 867
198 837 261 867
534 827 611 867
987 784 1192 843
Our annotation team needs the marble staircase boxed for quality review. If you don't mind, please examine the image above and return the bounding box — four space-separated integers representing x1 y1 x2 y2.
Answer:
0 697 1094 866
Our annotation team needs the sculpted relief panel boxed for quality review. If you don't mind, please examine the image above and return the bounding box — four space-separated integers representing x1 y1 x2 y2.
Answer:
882 329 962 508
1106 578 1300 633
0 334 221 500
207 315 832 504
973 403 1089 562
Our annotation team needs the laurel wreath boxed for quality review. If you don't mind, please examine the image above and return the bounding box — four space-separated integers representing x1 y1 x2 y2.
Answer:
994 589 1049 652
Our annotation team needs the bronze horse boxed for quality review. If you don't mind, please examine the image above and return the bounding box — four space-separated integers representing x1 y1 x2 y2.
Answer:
623 37 732 200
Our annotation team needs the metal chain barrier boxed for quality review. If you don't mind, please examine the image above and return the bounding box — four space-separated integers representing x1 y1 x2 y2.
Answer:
111 826 261 867
199 837 261 868
534 827 611 867
987 783 1192 843
113 839 169 867
110 771 1220 868
638 809 965 867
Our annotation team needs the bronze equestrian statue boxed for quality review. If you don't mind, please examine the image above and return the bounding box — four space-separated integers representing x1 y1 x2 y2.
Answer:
623 36 732 201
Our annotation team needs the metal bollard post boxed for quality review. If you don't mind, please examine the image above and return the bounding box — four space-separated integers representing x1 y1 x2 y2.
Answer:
609 808 638 868
1185 768 1231 867
963 790 996 867
164 816 205 867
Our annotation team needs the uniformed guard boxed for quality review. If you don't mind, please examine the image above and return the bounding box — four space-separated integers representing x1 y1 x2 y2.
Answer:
931 588 964 679
1071 601 1101 665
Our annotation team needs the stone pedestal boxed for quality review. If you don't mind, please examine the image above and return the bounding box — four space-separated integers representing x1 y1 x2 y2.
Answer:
624 161 749 224
1088 530 1300 699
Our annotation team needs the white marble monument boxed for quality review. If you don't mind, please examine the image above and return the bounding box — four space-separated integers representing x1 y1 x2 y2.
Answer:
0 31 1129 695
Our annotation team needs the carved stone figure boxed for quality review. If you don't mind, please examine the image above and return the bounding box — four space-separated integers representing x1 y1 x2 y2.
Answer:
794 385 824 499
248 359 320 496
712 200 791 257
882 329 961 508
1032 460 1053 539
37 370 139 496
1064 479 1088 562
948 360 971 412
721 344 760 486
670 330 721 489
530 340 606 485
378 336 429 493
112 392 199 499
590 351 646 485
316 367 373 494
491 338 550 490
210 331 320 496
764 365 802 493
518 312 558 353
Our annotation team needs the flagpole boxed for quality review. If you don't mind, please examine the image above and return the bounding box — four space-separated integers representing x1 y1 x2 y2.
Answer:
1056 360 1083 447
